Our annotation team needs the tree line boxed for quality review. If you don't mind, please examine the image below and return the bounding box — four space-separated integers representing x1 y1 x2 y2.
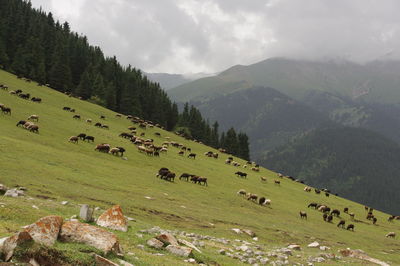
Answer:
0 0 250 160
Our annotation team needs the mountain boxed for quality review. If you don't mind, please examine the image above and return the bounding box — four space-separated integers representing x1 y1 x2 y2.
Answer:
169 57 400 104
1 69 399 265
146 72 216 90
145 73 192 90
263 126 400 214
188 85 330 159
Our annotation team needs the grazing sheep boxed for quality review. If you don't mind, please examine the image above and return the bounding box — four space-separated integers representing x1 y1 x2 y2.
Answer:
349 213 355 220
84 135 95 142
315 189 321 194
323 213 328 221
102 124 109 129
19 93 30 99
179 173 191 181
260 176 267 182
77 133 86 140
225 159 232 164
187 153 196 159
197 177 208 186
347 224 355 231
388 215 395 222
178 151 184 156
63 107 71 111
331 209 340 217
344 207 349 213
116 147 125 156
95 144 110 153
69 136 79 143
86 119 92 123
364 206 369 211
386 232 396 238
115 114 122 118
28 115 39 122
28 124 39 133
73 115 81 119
237 189 246 196
31 97 42 103
156 167 169 178
94 122 102 127
100 115 105 119
372 217 377 225
304 186 312 192
366 213 374 220
190 175 199 183
109 147 120 156
259 197 266 205
274 180 281 185
1 106 11 115
235 171 247 178
337 220 346 228
247 193 258 202
326 215 333 223
164 172 175 182
325 192 330 197
16 120 26 127
299 211 307 219
251 167 260 172
308 202 318 209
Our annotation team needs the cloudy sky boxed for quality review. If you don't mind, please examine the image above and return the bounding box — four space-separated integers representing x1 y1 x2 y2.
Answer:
30 0 400 74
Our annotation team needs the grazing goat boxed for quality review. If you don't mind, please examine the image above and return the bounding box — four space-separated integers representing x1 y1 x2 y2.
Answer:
16 120 26 127
308 202 318 209
28 115 39 122
260 176 267 182
331 209 340 217
84 135 95 142
247 193 258 202
77 133 86 140
237 189 246 196
337 220 345 228
73 115 81 119
235 171 247 178
347 224 355 231
187 153 196 159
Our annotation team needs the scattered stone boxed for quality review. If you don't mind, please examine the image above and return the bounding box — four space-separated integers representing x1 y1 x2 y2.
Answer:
260 258 269 264
311 257 325 263
180 205 186 208
29 258 40 266
147 238 164 249
96 205 128 232
340 248 390 266
79 204 94 222
280 248 292 256
93 254 119 266
0 184 7 194
152 253 165 256
137 244 145 250
166 245 193 257
307 241 320 248
126 216 136 222
288 244 301 250
4 188 24 197
61 201 69 205
119 259 134 266
24 215 63 246
232 228 242 234
136 233 143 238
240 245 250 252
253 237 258 241
248 258 257 264
178 239 202 253
319 246 330 251
144 196 153 199
156 233 179 246
242 229 256 237
32 205 39 209
185 258 196 263
219 249 226 255
2 231 33 261
59 221 122 254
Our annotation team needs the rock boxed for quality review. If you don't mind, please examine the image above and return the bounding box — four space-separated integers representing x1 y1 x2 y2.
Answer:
137 244 145 250
240 245 250 252
59 221 122 254
4 188 24 197
136 233 143 238
260 258 269 264
165 245 193 257
156 233 178 246
29 258 40 266
2 231 33 261
24 215 63 246
312 257 325 263
95 207 101 211
61 201 69 205
307 241 320 248
147 238 164 249
126 216 136 222
232 228 242 234
319 246 330 251
339 248 390 266
119 259 134 266
242 229 256 237
248 258 257 264
288 244 301 250
94 254 119 266
32 205 39 209
280 248 292 255
219 249 226 255
96 205 128 232
187 258 196 263
253 237 259 241
178 239 202 253
79 204 93 222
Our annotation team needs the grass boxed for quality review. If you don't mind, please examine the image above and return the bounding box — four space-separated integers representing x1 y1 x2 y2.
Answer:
0 69 399 265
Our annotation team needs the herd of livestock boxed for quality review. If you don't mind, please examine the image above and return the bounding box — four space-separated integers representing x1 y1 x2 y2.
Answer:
1 78 398 240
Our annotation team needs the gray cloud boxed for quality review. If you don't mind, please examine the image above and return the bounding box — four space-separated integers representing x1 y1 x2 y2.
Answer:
30 0 400 73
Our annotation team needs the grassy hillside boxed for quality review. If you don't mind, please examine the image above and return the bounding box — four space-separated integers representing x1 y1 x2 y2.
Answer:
263 126 400 214
1 70 400 265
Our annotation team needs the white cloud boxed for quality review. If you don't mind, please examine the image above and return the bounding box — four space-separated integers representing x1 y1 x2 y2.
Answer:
29 0 400 73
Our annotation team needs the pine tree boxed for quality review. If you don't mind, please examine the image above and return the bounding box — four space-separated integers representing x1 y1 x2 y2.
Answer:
225 128 239 155
75 67 93 99
237 133 250 160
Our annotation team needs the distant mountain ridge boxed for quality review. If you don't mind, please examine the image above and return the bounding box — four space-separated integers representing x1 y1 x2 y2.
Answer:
146 72 216 90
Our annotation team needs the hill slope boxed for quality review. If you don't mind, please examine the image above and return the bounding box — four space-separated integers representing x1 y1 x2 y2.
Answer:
1 70 400 265
263 126 400 214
